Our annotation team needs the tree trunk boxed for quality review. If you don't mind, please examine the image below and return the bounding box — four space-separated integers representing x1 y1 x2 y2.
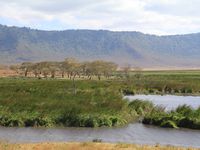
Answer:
51 73 55 78
98 75 101 80
62 72 64 78
72 74 76 95
25 70 28 77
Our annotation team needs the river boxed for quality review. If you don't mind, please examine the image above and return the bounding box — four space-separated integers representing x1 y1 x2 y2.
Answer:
124 94 200 110
0 95 200 148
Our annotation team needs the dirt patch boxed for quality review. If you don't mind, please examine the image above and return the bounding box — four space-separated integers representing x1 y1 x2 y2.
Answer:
0 142 198 150
0 69 17 77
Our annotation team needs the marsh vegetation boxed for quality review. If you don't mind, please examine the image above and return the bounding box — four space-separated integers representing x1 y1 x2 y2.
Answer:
143 104 200 129
0 59 200 129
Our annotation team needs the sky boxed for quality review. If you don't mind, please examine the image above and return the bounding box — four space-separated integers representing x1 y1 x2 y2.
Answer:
0 0 200 35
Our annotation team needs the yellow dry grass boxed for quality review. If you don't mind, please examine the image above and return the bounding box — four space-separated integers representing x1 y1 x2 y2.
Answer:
0 142 199 150
0 69 17 77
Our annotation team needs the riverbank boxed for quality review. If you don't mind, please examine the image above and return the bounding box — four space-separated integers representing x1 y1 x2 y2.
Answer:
127 95 200 129
0 142 199 150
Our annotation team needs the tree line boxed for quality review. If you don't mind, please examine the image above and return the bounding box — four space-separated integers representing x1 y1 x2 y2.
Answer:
10 58 118 80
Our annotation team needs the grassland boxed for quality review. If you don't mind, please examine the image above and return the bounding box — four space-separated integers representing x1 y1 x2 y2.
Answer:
0 78 136 127
123 70 200 95
0 142 199 150
0 70 200 128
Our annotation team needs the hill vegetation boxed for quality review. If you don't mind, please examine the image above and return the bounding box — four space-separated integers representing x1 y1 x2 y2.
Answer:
1 24 200 67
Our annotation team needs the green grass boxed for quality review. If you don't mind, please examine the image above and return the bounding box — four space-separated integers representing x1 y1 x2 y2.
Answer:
0 78 137 127
0 70 200 128
143 105 200 129
119 70 200 95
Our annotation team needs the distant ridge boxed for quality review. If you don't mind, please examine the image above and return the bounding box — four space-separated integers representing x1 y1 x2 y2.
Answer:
0 24 200 68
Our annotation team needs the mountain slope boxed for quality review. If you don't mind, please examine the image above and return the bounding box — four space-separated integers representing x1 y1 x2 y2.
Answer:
0 24 200 68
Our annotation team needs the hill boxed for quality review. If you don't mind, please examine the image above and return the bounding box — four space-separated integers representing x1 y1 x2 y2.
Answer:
0 24 200 68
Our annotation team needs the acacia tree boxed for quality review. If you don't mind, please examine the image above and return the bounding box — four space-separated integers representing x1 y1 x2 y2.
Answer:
80 61 93 80
31 63 41 78
90 60 104 80
20 62 33 77
10 59 118 80
36 62 50 78
32 61 58 78
59 61 67 78
48 62 60 78
89 60 118 80
63 58 80 79
103 62 118 78
10 64 21 74
79 62 89 79
63 58 81 94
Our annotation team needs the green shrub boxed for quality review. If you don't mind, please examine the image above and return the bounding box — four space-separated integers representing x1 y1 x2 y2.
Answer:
175 105 193 116
143 105 200 130
122 89 134 95
128 100 154 116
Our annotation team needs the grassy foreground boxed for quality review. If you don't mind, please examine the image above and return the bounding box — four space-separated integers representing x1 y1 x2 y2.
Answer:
0 78 137 127
0 142 198 150
0 70 200 128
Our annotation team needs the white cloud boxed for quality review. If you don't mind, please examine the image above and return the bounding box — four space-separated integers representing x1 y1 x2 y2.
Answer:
0 0 200 35
145 0 200 17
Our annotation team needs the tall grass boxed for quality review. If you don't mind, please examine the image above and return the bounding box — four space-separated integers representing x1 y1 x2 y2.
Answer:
0 78 136 127
0 75 200 128
143 105 200 129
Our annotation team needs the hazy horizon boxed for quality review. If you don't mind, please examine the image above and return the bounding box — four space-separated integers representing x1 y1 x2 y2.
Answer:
1 23 200 36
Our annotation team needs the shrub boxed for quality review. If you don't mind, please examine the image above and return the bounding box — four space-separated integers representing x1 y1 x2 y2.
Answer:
143 105 200 130
175 105 193 116
122 89 134 95
128 100 154 116
92 139 102 143
148 89 154 94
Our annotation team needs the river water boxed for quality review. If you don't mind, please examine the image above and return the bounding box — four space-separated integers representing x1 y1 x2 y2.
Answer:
0 95 200 148
124 95 200 111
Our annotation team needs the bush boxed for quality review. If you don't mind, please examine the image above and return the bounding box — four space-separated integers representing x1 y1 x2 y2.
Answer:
180 88 192 93
128 100 154 116
122 89 134 95
148 89 155 94
92 139 102 143
175 105 193 116
142 105 200 130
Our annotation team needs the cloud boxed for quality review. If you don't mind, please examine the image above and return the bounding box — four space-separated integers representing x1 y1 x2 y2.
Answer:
145 0 200 17
0 0 200 35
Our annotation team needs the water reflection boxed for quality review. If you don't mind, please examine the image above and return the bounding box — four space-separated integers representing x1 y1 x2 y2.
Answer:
125 95 200 110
